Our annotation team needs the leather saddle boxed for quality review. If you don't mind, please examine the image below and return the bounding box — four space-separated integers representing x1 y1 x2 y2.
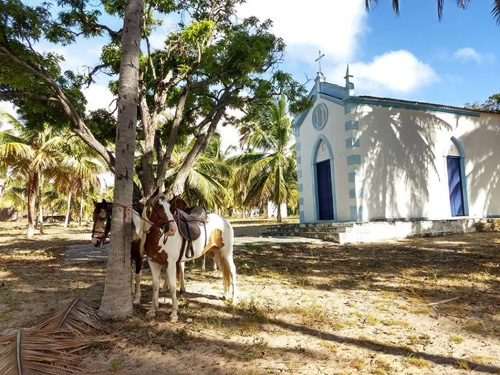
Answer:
174 207 208 258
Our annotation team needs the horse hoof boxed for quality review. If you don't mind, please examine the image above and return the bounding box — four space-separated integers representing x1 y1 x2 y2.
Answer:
146 310 155 317
132 299 140 305
170 316 178 323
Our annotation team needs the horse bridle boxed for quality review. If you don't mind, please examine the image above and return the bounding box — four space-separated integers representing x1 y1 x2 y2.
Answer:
92 204 112 246
147 194 176 241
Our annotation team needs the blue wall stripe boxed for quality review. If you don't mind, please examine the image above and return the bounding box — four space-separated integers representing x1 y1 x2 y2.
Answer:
347 154 361 165
345 137 360 148
345 120 359 131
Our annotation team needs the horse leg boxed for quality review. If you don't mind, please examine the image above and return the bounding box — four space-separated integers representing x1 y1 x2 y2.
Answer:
146 259 162 317
131 241 142 304
161 267 168 292
201 254 206 272
167 260 179 322
178 262 186 294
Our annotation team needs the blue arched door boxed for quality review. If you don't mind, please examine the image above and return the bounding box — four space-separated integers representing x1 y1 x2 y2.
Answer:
316 160 334 220
447 156 465 216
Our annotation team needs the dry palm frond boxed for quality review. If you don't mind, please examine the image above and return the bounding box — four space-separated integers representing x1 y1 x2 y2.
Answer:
0 299 115 375
32 298 108 335
0 329 100 375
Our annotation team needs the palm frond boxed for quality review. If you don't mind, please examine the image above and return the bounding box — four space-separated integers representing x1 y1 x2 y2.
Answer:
0 329 103 375
0 298 113 375
33 298 108 335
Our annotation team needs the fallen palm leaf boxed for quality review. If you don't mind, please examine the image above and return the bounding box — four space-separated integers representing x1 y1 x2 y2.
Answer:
32 298 108 335
0 298 115 375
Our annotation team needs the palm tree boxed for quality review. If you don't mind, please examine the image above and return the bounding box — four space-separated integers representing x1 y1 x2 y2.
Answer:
365 0 500 24
0 113 56 237
233 94 297 223
39 134 105 227
165 132 233 212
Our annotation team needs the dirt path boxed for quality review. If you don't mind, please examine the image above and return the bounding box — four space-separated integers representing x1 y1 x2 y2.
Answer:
1 223 499 375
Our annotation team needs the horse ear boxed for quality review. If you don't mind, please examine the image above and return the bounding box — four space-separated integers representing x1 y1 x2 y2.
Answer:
102 199 107 205
153 186 160 197
93 199 97 205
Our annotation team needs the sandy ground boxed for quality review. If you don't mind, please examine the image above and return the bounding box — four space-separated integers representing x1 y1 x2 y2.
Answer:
1 221 499 375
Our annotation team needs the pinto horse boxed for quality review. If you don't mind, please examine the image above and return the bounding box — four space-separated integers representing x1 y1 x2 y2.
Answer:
91 199 144 304
141 189 237 321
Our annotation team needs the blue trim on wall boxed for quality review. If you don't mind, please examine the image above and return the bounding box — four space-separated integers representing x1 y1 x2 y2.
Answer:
346 137 360 148
296 156 301 165
450 136 469 216
298 183 303 193
295 142 300 151
349 188 363 199
299 210 305 222
344 103 357 114
347 154 361 165
350 206 364 221
345 120 359 131
297 170 302 178
348 172 356 183
312 134 337 221
299 197 303 205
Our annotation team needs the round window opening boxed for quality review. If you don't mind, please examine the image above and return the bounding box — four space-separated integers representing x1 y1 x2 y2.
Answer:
313 103 328 129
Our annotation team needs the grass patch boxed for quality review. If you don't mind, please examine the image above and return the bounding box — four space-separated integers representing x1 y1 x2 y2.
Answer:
449 335 464 344
406 355 432 368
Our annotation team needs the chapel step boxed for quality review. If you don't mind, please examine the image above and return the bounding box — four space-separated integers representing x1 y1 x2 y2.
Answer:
266 223 354 243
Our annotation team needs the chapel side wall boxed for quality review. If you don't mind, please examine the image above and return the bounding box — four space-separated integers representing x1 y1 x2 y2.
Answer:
355 105 500 221
354 105 452 220
455 112 500 218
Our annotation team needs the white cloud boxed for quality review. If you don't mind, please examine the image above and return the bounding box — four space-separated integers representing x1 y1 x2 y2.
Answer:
237 0 368 66
324 50 439 97
83 84 116 112
453 47 482 63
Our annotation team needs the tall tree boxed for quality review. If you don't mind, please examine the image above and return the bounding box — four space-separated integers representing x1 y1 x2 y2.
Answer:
0 0 310 204
0 114 59 237
99 0 143 320
365 0 500 23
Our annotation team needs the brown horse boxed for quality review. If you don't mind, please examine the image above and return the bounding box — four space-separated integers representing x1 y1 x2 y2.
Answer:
91 199 144 304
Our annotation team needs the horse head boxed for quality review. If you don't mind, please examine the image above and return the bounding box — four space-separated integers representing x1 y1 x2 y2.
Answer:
168 194 189 213
147 190 177 237
91 199 112 247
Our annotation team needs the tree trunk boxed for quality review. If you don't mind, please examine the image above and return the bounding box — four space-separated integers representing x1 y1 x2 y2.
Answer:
99 0 143 321
79 190 84 226
64 191 72 228
37 175 44 234
26 172 38 238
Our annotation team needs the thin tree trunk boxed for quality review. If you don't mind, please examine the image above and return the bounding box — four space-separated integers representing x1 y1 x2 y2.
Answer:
79 190 84 226
26 172 38 238
64 191 72 228
99 0 143 321
37 175 44 234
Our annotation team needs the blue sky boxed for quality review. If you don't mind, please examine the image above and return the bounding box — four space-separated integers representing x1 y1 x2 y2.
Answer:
239 0 500 107
2 1 499 123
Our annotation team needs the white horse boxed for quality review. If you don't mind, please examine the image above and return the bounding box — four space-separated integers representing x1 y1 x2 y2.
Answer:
140 190 237 322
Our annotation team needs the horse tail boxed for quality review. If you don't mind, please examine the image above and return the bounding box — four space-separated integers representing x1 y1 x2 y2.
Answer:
219 257 231 295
